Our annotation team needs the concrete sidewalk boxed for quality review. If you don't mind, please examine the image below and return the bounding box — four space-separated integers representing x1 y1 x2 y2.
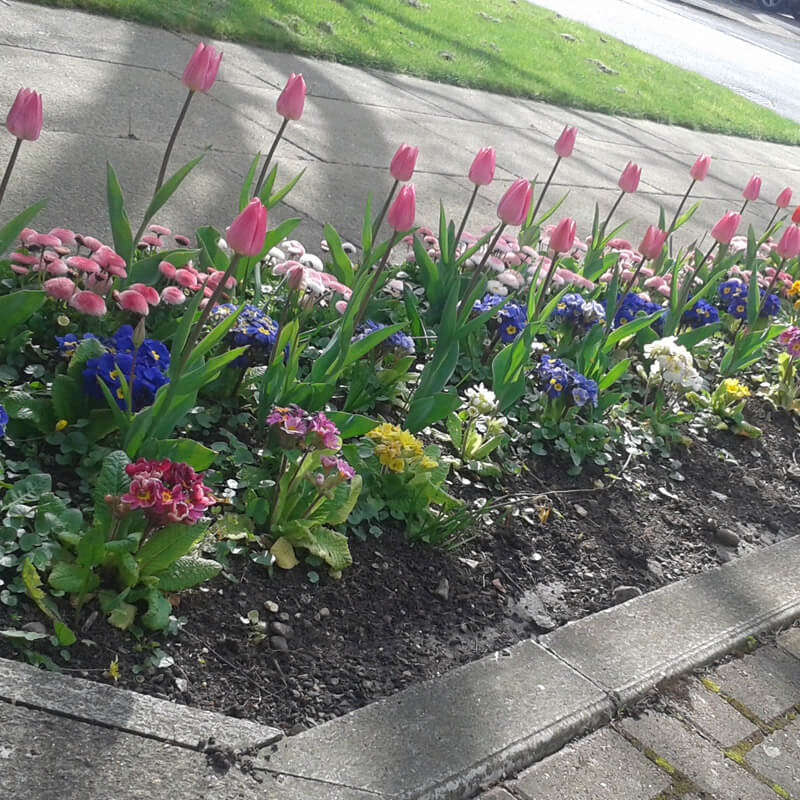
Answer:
2 0 800 252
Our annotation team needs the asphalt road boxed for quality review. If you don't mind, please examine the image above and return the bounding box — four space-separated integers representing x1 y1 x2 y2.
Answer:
530 0 800 124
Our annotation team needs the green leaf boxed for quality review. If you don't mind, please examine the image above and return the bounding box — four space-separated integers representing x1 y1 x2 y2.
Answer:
49 562 98 593
265 167 305 210
0 199 47 256
597 358 630 391
136 523 203 575
141 154 204 233
93 451 130 528
53 620 76 646
156 556 221 591
106 162 133 264
51 374 84 422
5 473 52 509
114 551 140 588
283 521 352 571
0 290 46 342
139 588 172 630
142 438 217 470
108 601 137 630
322 223 355 286
76 525 106 569
326 474 362 526
325 412 378 439
446 412 463 450
406 391 461 433
0 628 49 643
239 152 260 211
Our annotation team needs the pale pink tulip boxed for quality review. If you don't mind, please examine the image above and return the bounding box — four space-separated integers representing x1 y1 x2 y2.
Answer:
689 154 711 181
742 175 761 202
497 178 532 226
554 125 577 158
775 224 800 259
618 162 641 193
549 217 577 253
638 225 668 260
182 43 223 93
6 88 42 141
276 73 306 121
387 184 416 231
776 187 793 209
711 211 741 245
389 143 419 182
468 147 496 186
226 198 267 257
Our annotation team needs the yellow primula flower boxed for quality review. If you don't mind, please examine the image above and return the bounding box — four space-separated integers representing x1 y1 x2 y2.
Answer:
55 419 68 431
720 378 749 399
788 280 800 298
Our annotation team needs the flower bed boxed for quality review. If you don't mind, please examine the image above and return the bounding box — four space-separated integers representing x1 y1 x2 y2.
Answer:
0 44 799 729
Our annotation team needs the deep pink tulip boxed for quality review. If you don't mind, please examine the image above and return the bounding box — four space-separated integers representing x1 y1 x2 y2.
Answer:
711 211 741 245
742 175 761 202
618 161 641 194
468 147 496 186
226 198 267 257
43 277 75 301
6 88 42 141
69 290 107 316
689 154 711 182
276 73 306 121
776 187 793 209
182 43 222 93
117 289 150 315
387 183 416 231
554 125 577 158
497 178 532 227
389 143 419 182
638 226 668 261
549 217 577 254
775 224 800 259
161 286 186 305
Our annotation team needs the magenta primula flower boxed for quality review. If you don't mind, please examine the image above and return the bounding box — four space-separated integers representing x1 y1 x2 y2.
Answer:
308 412 342 450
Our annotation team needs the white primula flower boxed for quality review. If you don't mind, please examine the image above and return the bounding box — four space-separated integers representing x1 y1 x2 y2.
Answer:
486 415 508 436
464 383 498 416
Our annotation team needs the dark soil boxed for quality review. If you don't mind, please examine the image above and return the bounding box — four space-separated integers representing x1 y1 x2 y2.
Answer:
2 400 799 734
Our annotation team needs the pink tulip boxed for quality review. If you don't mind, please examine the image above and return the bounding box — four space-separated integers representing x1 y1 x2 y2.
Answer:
497 178 532 226
389 143 419 182
711 211 741 245
554 125 577 158
468 147 496 186
182 43 222 93
69 290 106 316
43 277 75 301
549 217 577 254
226 198 267 257
387 184 416 231
161 286 186 305
638 225 668 260
776 187 793 209
689 154 711 182
742 175 761 202
775 224 800 259
117 289 150 316
6 88 42 141
276 73 306 121
618 161 641 193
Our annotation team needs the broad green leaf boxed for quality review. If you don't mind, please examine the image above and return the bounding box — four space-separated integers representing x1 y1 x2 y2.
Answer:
93 451 130 529
51 374 84 422
406 391 461 433
76 525 106 569
325 412 378 439
270 537 299 569
142 438 217 470
49 562 98 593
286 523 352 571
0 289 46 341
53 620 76 646
326 474 362 526
136 523 203 575
108 601 137 630
156 556 221 591
139 588 172 630
0 199 47 255
5 473 52 509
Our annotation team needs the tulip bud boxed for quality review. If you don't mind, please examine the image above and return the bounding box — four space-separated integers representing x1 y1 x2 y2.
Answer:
776 187 793 209
497 178 532 226
549 217 577 254
182 43 222 93
133 317 147 347
711 211 741 245
6 88 43 141
387 184 416 231
468 147 496 186
389 143 419 182
638 225 668 261
554 125 577 158
793 205 800 224
226 198 267 257
276 73 306 121
775 224 800 260
689 154 711 182
742 175 761 202
618 161 641 194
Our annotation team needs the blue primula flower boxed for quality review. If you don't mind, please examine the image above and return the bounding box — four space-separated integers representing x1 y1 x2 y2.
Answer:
353 320 416 355
472 293 505 314
682 298 720 329
0 404 8 438
718 278 747 303
759 290 780 318
210 303 280 368
497 302 527 343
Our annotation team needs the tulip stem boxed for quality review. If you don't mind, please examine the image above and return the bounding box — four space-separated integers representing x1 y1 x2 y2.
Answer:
765 207 781 233
739 198 749 216
668 179 696 235
606 259 649 333
533 250 562 318
454 185 479 256
459 224 506 323
601 190 625 240
353 231 400 329
530 157 561 224
0 138 22 212
156 89 194 194
372 179 399 238
759 256 786 316
255 117 289 197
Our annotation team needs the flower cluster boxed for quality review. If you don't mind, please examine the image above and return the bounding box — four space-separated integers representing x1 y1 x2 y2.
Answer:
266 405 342 451
535 355 599 407
779 326 800 358
158 257 236 306
306 454 357 495
715 378 750 401
0 404 8 438
643 336 703 390
463 383 499 417
366 423 438 472
472 293 505 314
352 320 415 356
81 326 170 410
717 279 779 319
551 292 605 330
209 303 279 367
682 298 720 329
120 458 216 526
612 292 663 329
497 302 527 343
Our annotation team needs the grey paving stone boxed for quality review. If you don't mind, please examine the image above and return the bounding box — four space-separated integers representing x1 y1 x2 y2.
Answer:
709 646 800 722
478 789 516 800
664 677 758 748
254 640 612 800
540 535 800 705
0 657 281 751
511 727 669 800
777 628 800 661
745 717 800 797
620 711 775 800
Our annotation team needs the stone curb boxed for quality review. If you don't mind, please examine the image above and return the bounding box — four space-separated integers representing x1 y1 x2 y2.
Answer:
0 657 282 751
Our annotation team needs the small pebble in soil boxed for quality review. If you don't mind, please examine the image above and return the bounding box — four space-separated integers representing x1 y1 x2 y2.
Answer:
175 678 188 693
264 601 279 613
270 621 294 638
713 528 740 548
319 607 330 618
742 475 758 488
574 504 589 518
611 585 642 604
270 636 289 652
434 578 450 601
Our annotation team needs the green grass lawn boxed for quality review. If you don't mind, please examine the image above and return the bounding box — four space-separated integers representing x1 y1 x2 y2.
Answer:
30 0 800 144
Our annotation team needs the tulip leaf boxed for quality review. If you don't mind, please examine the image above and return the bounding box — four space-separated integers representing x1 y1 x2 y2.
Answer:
0 199 47 256
240 152 260 211
0 289 46 341
106 162 133 265
141 154 204 238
